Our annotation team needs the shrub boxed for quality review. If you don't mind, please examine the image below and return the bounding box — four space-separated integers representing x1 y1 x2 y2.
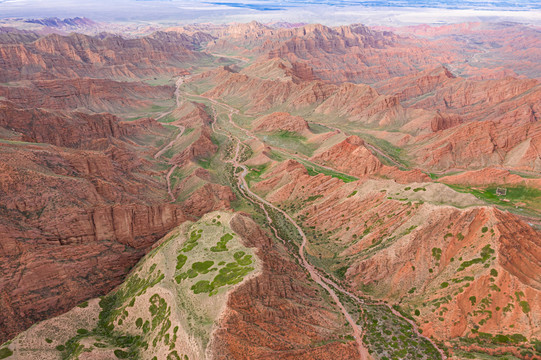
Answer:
493 334 510 344
519 301 531 313
114 350 129 359
191 280 213 294
432 248 442 261
192 261 214 273
77 301 89 308
510 333 527 343
210 233 233 252
0 348 13 359
233 251 245 260
335 266 348 279
176 254 188 270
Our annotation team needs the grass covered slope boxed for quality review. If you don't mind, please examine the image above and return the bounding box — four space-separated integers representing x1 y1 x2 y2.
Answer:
1 211 260 360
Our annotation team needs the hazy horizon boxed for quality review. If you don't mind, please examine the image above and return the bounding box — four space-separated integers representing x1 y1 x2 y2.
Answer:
1 0 540 26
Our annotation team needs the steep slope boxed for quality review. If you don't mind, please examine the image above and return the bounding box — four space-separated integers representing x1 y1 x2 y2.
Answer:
251 159 541 358
0 79 173 114
311 136 382 177
409 114 541 171
253 112 311 134
0 31 213 82
2 211 360 359
0 102 232 343
314 83 406 127
310 135 429 183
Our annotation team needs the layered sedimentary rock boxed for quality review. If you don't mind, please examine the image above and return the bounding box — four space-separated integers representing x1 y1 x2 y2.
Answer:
0 78 173 113
0 30 213 82
253 112 310 133
311 135 382 177
252 159 541 346
0 104 228 343
208 213 359 359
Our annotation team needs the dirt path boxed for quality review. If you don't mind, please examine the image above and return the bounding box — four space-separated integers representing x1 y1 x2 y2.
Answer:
154 76 189 202
186 85 448 359
233 140 370 359
207 104 370 358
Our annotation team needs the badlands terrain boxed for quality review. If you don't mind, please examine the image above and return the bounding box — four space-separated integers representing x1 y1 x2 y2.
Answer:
0 19 540 360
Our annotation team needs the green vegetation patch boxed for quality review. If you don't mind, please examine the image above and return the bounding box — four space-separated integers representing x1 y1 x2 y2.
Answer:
245 163 269 184
519 301 531 313
210 233 234 252
190 260 254 296
55 266 166 359
446 184 541 216
261 130 317 156
181 230 202 252
359 304 442 359
457 245 494 271
191 280 213 294
192 261 214 274
302 163 358 183
432 248 442 261
0 348 13 359
77 301 89 308
176 254 188 270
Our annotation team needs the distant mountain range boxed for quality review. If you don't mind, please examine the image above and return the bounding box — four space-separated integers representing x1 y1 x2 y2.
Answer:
0 0 540 25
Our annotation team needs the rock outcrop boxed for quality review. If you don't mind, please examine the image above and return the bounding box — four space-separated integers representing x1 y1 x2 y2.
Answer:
253 158 541 348
208 213 359 359
0 78 173 113
0 30 213 82
253 112 310 134
311 135 382 177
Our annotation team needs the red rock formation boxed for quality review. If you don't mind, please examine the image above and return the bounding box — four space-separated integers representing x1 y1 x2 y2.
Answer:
311 135 382 177
252 159 541 348
410 113 541 171
375 65 456 103
171 126 217 165
0 100 165 148
181 183 236 218
429 111 464 132
315 83 406 127
0 78 173 113
253 112 310 133
0 31 212 82
0 104 227 343
172 101 212 127
379 166 431 183
383 22 541 81
208 213 359 359
439 167 541 188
